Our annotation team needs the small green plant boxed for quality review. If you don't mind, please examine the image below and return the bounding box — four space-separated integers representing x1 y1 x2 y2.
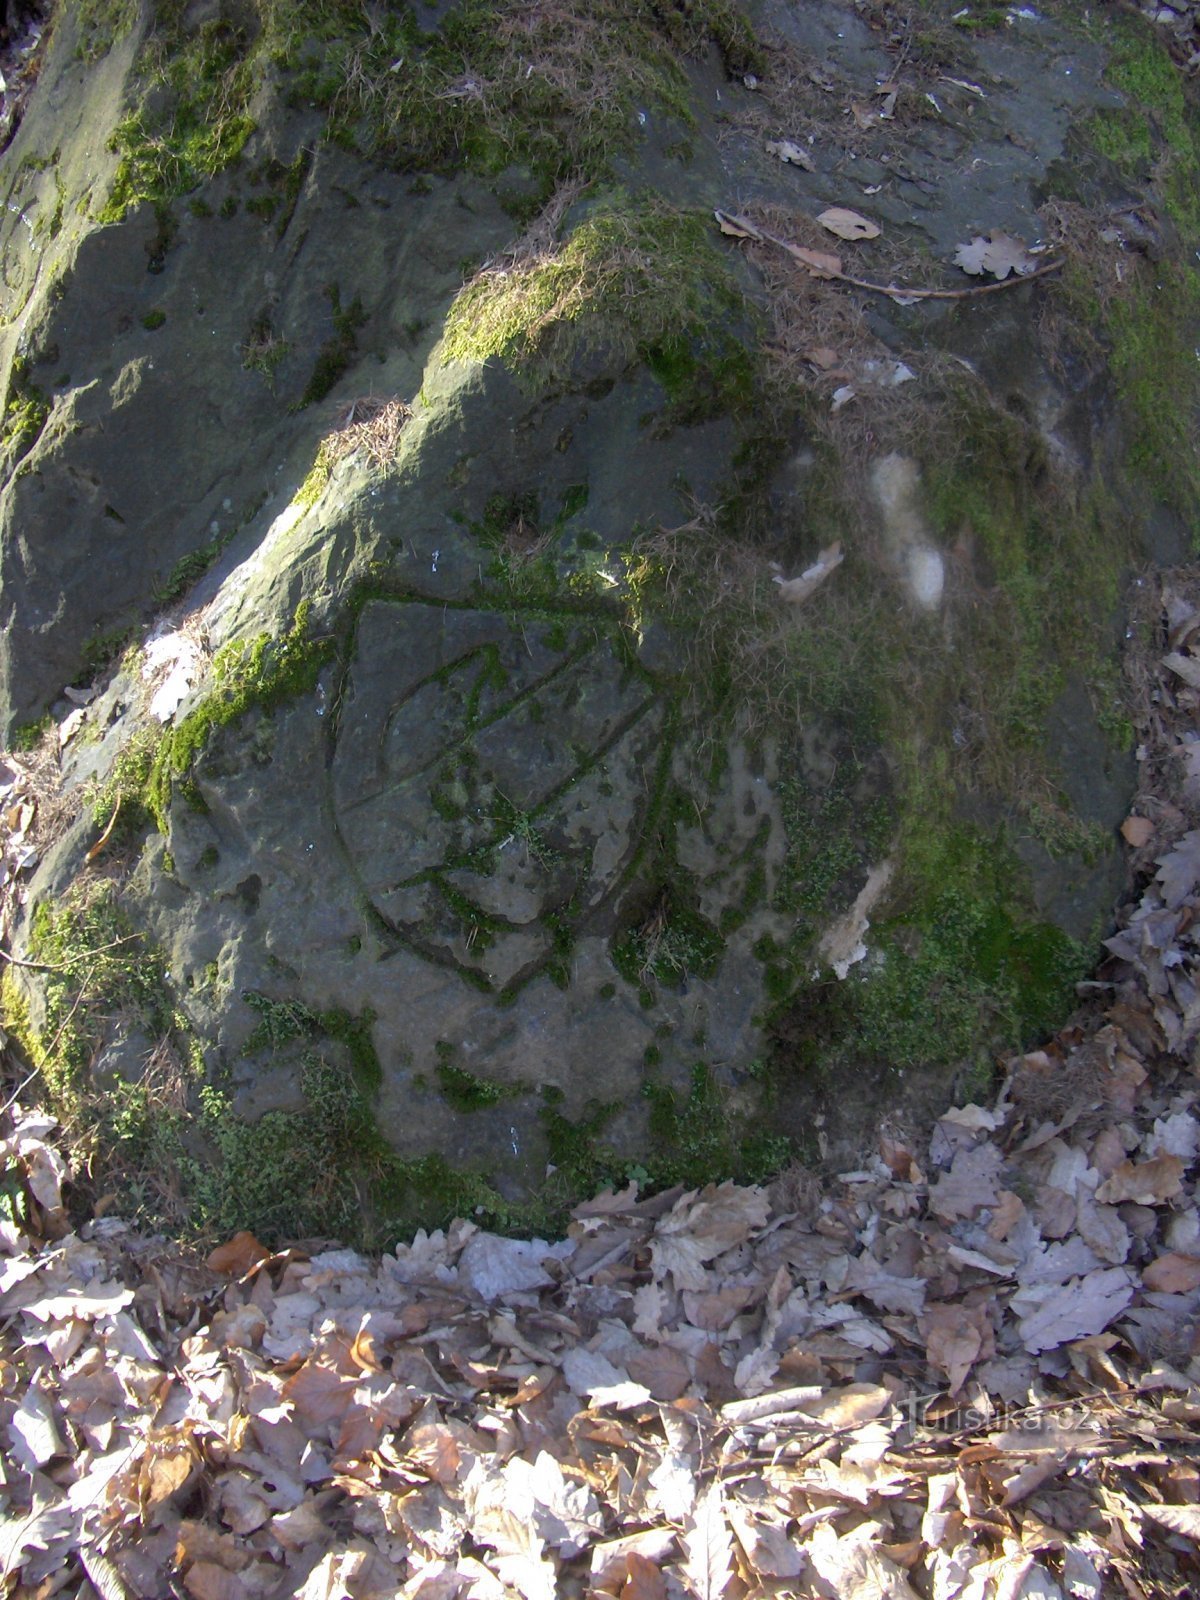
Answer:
612 887 723 989
241 323 290 384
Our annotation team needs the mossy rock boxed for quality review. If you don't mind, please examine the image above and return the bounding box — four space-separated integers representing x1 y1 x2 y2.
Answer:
4 0 1196 1239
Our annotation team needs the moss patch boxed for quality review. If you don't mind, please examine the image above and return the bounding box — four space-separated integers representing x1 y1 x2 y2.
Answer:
147 602 334 833
442 193 757 405
0 357 49 471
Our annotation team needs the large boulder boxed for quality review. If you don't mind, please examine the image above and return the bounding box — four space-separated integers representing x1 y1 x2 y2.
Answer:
2 0 1195 1241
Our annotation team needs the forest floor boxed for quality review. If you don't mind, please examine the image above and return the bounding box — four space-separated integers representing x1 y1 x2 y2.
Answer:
1 566 1199 1599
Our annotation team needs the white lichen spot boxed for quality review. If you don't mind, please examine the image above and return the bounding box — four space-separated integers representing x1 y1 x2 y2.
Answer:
906 545 945 609
819 859 895 980
868 452 945 611
143 628 205 722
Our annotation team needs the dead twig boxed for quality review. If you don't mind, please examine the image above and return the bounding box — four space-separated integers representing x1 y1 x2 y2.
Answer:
0 933 144 974
715 210 1063 301
85 794 121 864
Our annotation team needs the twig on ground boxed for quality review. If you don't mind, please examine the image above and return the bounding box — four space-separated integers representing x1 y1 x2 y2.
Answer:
715 210 1063 301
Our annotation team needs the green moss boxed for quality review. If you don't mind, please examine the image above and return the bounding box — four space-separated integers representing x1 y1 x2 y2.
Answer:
140 309 166 331
99 13 258 223
241 988 381 1093
643 1063 735 1186
1105 261 1200 515
289 0 761 196
1 358 50 466
297 282 365 407
442 193 757 403
12 880 173 1106
71 0 139 61
9 715 51 753
1085 13 1200 235
148 603 334 833
435 1059 519 1111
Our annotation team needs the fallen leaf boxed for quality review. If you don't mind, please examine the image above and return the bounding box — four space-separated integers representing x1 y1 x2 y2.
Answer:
1163 650 1200 690
1155 829 1200 908
953 232 1037 279
10 1384 65 1468
766 138 814 170
783 241 843 278
929 1141 1003 1221
1095 1155 1184 1206
725 1497 803 1579
818 206 880 241
1121 815 1154 847
1142 1252 1200 1293
681 1483 733 1599
1014 1268 1135 1354
621 1553 668 1600
1142 1503 1200 1540
650 1182 771 1291
713 209 761 240
921 1303 986 1394
625 1343 691 1401
807 1520 921 1600
206 1231 270 1277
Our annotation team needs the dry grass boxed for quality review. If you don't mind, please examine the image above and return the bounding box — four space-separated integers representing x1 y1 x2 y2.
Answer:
322 396 412 469
0 730 78 947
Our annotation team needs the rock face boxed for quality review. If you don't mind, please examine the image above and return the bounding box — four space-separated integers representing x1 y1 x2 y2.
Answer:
1 0 1195 1239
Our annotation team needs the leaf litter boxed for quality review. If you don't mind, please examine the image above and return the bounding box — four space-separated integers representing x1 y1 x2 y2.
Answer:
2 576 1200 1596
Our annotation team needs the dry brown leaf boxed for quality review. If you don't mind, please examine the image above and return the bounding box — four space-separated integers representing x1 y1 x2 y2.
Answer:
1095 1155 1184 1206
281 1359 359 1430
1121 815 1155 847
1163 650 1200 690
206 1231 270 1277
1014 1267 1135 1354
625 1344 691 1401
1142 1252 1200 1293
141 1437 199 1507
725 1498 803 1579
405 1423 464 1486
818 206 880 241
591 1529 678 1588
621 1552 668 1600
783 241 843 278
798 1383 893 1430
921 1303 986 1395
650 1182 770 1291
713 209 761 241
806 1520 921 1600
184 1562 247 1600
1142 1503 1200 1539
929 1143 1002 1221
175 1522 250 1572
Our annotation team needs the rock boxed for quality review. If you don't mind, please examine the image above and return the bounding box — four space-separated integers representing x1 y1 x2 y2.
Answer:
1 0 1195 1235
